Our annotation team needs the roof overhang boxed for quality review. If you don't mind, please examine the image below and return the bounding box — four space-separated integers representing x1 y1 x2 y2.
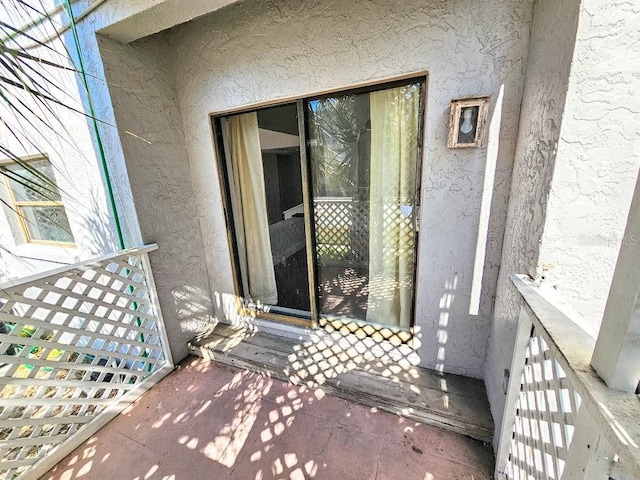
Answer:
96 0 241 43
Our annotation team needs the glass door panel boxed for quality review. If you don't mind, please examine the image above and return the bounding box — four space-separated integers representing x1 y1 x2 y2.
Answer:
307 81 424 329
219 103 311 320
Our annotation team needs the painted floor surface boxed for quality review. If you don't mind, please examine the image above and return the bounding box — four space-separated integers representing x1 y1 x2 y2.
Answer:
42 357 495 480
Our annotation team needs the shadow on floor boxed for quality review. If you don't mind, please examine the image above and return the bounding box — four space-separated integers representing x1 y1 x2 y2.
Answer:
43 357 494 480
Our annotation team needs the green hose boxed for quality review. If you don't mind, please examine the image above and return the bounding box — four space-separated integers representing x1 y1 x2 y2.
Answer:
63 0 126 251
63 1 152 371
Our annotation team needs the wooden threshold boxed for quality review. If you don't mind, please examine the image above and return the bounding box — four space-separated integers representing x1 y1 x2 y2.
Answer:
188 323 494 444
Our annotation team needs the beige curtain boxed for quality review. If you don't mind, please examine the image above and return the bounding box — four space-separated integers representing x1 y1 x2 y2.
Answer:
227 112 278 305
366 85 420 328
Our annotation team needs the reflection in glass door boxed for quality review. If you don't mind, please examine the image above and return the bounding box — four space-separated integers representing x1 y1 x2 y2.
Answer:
307 82 423 329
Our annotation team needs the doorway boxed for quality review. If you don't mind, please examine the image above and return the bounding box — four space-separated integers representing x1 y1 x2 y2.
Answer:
213 76 425 333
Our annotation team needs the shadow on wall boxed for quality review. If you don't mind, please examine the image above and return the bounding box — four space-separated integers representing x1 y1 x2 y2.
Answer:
435 274 457 376
172 283 217 334
76 191 120 256
42 357 493 479
79 184 217 361
469 84 505 320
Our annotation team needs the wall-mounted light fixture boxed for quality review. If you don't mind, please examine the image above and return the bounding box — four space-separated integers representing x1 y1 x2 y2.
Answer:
447 96 491 149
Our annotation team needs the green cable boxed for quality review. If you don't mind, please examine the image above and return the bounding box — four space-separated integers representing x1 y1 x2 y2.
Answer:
62 0 125 251
63 1 153 371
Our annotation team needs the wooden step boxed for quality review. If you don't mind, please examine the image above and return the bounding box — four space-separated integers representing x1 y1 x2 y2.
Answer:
188 323 494 444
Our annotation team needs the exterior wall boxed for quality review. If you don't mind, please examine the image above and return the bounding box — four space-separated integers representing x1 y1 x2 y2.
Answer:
536 0 640 336
97 35 214 362
486 0 581 448
154 0 535 378
0 2 120 282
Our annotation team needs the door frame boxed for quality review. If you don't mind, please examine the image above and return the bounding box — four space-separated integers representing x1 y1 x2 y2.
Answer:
209 71 429 335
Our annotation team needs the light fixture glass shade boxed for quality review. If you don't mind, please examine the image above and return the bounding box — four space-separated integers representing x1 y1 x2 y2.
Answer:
460 108 474 134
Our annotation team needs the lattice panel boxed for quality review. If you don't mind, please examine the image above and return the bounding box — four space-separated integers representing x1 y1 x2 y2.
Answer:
313 199 415 266
314 199 369 265
508 329 582 480
370 201 415 262
0 250 170 480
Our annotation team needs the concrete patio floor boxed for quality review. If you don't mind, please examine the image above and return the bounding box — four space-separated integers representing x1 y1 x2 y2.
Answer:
42 356 494 480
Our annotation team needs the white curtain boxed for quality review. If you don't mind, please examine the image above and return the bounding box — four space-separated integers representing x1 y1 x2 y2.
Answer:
366 85 420 328
227 112 278 305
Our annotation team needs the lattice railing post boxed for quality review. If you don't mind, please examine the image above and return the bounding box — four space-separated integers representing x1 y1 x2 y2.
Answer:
499 305 592 479
562 407 615 479
495 306 534 479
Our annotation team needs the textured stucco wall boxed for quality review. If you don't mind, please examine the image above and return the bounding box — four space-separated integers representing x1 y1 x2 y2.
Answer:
485 0 581 449
152 0 535 378
536 0 640 336
97 36 214 362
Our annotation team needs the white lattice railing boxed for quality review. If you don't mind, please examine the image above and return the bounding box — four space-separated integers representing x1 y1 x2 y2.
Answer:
508 326 581 479
0 244 173 480
495 275 640 480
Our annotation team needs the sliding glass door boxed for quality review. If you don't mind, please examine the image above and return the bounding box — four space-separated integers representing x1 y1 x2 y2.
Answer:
218 103 313 321
214 77 424 332
307 82 423 329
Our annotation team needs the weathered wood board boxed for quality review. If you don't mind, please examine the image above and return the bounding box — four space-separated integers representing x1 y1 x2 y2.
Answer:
189 324 494 443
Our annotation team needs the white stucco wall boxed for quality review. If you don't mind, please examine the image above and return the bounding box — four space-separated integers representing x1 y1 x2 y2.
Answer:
536 0 640 336
485 0 581 449
122 0 535 378
0 2 120 282
2 0 633 450
487 0 640 451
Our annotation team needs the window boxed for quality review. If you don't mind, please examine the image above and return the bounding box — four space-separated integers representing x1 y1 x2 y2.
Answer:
2 157 74 244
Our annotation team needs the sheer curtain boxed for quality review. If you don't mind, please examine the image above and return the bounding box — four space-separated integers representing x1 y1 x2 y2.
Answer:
366 85 420 328
226 112 278 305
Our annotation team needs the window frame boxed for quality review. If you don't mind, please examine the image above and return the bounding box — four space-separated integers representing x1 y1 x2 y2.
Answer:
1 155 75 247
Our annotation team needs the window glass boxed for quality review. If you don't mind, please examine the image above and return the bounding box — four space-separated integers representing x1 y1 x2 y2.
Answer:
307 82 423 328
3 158 74 244
20 205 73 243
6 160 61 201
219 104 311 318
